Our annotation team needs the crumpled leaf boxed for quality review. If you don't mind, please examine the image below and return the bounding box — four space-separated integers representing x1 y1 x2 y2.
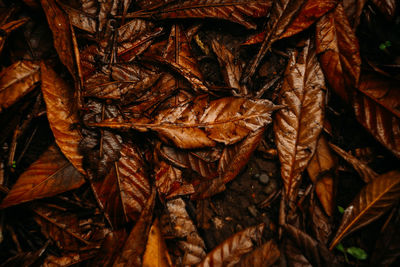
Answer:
315 3 361 102
41 63 84 174
198 223 265 267
93 144 151 228
307 135 336 216
329 170 400 249
329 143 378 183
92 96 277 149
235 240 280 267
0 60 40 112
353 73 400 158
0 145 85 209
274 39 326 202
130 0 272 30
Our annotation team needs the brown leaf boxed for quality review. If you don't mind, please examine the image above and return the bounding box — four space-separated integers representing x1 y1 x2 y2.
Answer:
40 0 76 76
235 240 280 267
41 63 84 174
89 230 128 267
92 96 277 149
329 170 400 249
198 223 265 267
309 197 333 245
241 0 305 83
307 136 336 216
60 3 97 33
353 73 400 158
0 18 29 54
113 188 156 267
0 145 85 209
329 143 378 183
342 0 367 29
284 239 313 267
142 218 173 267
131 0 272 30
371 0 397 19
0 60 40 112
93 144 151 228
43 250 99 267
274 39 326 202
315 3 361 102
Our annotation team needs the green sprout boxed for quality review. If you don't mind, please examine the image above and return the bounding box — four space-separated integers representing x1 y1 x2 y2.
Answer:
338 205 345 214
12 161 16 168
379 40 392 51
336 242 367 263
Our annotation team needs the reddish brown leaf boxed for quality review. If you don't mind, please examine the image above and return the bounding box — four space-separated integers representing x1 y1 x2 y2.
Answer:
342 0 367 29
60 3 97 33
41 63 84 174
93 144 151 228
235 240 280 267
315 3 361 102
353 73 400 158
43 250 99 267
0 18 29 53
329 170 400 249
371 0 397 19
284 239 313 267
198 223 265 267
0 60 40 112
130 0 272 30
89 230 128 267
0 145 85 209
274 39 326 202
329 143 378 183
309 197 333 245
307 136 336 216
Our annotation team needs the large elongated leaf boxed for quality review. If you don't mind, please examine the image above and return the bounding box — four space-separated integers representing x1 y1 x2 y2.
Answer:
93 144 151 228
92 96 277 149
274 39 326 202
130 0 272 30
329 170 400 249
41 63 84 174
353 73 400 158
315 3 361 102
0 60 40 112
0 145 85 209
198 223 265 267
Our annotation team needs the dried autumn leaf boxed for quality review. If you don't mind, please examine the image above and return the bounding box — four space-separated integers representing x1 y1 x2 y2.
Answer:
41 0 76 76
0 145 85 209
0 17 29 53
329 143 378 183
166 198 206 265
371 0 397 19
43 250 99 267
309 197 333 245
235 240 280 267
93 144 151 228
353 73 400 158
41 63 84 174
113 188 156 267
284 239 313 267
130 0 272 30
329 170 400 249
274 39 326 202
241 0 305 83
307 136 336 216
89 230 127 267
342 0 367 29
60 3 97 33
142 218 173 267
315 3 361 102
92 96 277 149
198 223 265 267
0 60 40 112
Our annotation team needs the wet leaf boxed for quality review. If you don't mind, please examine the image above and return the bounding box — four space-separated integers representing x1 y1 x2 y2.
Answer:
274 39 326 202
0 60 40 112
329 170 400 249
142 218 173 267
353 73 400 158
0 145 85 209
198 223 265 267
93 144 151 228
131 0 272 30
307 136 336 216
41 63 84 174
315 3 361 102
329 143 378 183
92 96 277 149
235 240 280 267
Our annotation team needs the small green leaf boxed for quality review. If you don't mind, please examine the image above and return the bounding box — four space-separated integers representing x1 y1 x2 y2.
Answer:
384 41 392 47
338 206 345 214
12 161 16 168
379 43 386 50
336 243 345 253
346 247 367 260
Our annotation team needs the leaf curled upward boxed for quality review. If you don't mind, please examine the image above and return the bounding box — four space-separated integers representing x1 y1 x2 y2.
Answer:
274 38 326 203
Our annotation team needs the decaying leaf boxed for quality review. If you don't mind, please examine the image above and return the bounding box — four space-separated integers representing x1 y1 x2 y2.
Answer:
235 240 280 267
371 0 397 19
43 250 99 267
198 223 265 267
315 3 361 102
0 17 29 54
0 60 40 112
342 0 367 29
274 38 326 202
0 145 85 209
330 170 400 249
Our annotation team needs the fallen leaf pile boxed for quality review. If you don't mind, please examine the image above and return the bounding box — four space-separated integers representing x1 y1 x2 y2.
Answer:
0 0 399 266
